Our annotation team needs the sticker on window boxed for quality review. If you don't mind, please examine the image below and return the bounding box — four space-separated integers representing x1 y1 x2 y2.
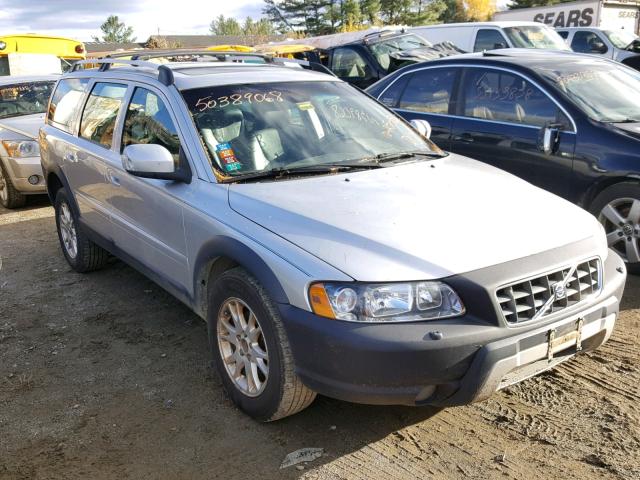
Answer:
216 142 242 172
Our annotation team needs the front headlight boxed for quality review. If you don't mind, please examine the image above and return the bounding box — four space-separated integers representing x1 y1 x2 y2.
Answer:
309 281 465 323
2 140 40 158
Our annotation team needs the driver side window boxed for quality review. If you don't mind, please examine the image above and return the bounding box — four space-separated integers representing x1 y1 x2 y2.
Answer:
121 87 181 161
331 48 369 79
571 31 608 54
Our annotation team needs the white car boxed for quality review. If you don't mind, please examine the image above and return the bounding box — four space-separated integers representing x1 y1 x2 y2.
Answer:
0 74 58 208
410 21 570 53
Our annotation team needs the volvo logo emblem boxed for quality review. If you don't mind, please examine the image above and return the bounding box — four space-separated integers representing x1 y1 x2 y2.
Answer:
554 283 566 299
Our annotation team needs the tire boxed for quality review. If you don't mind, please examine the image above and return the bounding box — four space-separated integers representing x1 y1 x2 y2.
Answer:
208 267 316 421
0 161 26 209
589 182 640 274
54 189 109 273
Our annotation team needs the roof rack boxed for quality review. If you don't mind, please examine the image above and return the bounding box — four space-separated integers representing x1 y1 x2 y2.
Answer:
70 50 335 86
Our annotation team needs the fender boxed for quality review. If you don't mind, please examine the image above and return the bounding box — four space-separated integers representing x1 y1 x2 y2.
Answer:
43 163 80 215
194 235 290 317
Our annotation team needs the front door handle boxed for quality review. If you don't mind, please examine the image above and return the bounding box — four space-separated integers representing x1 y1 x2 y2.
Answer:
107 170 121 187
454 133 474 143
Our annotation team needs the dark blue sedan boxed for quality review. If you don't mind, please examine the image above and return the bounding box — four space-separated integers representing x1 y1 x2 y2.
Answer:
367 49 640 272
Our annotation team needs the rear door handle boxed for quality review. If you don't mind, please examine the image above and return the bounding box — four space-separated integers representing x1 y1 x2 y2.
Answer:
63 152 78 163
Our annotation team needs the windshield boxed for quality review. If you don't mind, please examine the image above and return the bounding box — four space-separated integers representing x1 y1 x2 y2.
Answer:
542 64 640 122
504 26 570 50
368 34 432 72
0 81 54 119
181 81 441 180
603 29 638 49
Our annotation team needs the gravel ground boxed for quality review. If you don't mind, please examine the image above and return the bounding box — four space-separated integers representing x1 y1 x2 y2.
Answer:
1 197 639 480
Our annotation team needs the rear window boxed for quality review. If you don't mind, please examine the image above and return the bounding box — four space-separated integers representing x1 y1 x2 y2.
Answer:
47 78 90 133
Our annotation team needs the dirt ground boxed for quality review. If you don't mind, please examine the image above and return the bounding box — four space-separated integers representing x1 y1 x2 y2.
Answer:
1 197 639 480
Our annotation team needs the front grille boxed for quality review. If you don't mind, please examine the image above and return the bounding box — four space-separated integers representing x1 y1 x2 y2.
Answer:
496 258 601 325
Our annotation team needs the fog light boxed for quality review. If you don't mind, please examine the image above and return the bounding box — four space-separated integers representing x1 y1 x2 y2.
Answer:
28 175 40 185
0 41 6 51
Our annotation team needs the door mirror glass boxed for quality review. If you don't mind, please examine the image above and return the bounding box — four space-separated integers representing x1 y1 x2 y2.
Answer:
122 143 189 182
410 119 432 139
493 42 507 49
590 41 607 53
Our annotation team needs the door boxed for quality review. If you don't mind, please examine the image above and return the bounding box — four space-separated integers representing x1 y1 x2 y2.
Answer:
70 81 129 240
393 67 460 151
449 67 576 198
107 85 190 289
330 47 377 89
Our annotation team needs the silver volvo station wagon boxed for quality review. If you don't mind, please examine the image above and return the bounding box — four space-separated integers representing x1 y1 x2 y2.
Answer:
39 53 626 421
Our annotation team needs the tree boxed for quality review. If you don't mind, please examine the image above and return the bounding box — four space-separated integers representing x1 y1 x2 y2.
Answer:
210 15 243 35
465 0 496 21
508 0 564 9
361 0 382 24
93 15 136 43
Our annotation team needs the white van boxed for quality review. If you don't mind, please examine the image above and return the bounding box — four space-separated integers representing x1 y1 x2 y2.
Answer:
410 21 571 52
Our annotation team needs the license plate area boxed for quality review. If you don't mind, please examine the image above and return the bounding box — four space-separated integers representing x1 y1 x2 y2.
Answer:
547 318 583 361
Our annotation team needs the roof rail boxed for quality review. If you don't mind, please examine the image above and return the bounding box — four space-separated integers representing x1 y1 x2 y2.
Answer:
70 51 334 86
71 58 175 86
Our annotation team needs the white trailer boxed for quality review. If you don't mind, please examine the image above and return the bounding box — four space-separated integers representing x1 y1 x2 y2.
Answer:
493 0 640 33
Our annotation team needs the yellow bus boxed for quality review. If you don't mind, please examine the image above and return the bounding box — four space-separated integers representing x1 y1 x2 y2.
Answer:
0 34 86 76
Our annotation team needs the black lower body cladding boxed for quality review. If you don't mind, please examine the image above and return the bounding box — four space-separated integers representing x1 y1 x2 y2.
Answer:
279 242 626 407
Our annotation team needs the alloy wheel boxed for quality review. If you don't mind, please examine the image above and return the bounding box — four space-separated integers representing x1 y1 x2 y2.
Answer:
58 202 78 259
217 298 269 397
599 197 640 264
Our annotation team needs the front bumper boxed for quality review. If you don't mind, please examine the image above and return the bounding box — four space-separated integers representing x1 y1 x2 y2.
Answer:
3 155 46 193
280 249 626 407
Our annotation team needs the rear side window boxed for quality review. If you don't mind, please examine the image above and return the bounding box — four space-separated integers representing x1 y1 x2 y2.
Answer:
79 82 127 149
47 78 89 133
462 69 558 127
399 68 456 114
122 87 181 160
474 29 508 52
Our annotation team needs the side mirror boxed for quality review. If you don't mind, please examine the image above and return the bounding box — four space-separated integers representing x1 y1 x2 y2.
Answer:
590 41 607 54
493 42 507 49
410 119 432 139
539 126 559 155
122 144 191 183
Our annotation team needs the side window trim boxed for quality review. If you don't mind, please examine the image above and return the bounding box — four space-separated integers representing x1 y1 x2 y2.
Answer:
78 81 132 151
115 82 193 176
459 65 577 133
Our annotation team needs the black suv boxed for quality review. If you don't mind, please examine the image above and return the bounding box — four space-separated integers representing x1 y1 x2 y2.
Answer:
367 49 640 272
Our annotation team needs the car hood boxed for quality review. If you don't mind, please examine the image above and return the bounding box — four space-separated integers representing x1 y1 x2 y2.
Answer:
228 155 604 281
0 113 44 140
611 121 640 139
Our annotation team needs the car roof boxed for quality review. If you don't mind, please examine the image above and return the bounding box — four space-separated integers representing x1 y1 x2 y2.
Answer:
0 74 60 85
414 21 550 28
400 48 615 70
63 61 338 90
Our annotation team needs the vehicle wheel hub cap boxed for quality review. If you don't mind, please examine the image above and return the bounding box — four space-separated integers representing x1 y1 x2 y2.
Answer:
58 202 78 259
599 198 640 264
217 298 269 397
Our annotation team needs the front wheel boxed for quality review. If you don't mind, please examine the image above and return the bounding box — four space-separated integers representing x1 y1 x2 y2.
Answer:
590 182 640 274
0 162 26 209
208 267 316 421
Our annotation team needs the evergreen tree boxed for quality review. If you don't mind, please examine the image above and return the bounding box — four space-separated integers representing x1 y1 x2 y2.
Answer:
360 0 382 24
508 0 568 9
209 15 243 35
93 15 136 43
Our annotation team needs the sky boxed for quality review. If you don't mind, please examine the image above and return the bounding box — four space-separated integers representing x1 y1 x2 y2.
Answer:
0 0 266 42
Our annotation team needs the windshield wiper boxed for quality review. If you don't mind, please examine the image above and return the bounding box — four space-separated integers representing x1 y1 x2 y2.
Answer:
604 118 640 123
220 163 382 183
370 151 446 163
